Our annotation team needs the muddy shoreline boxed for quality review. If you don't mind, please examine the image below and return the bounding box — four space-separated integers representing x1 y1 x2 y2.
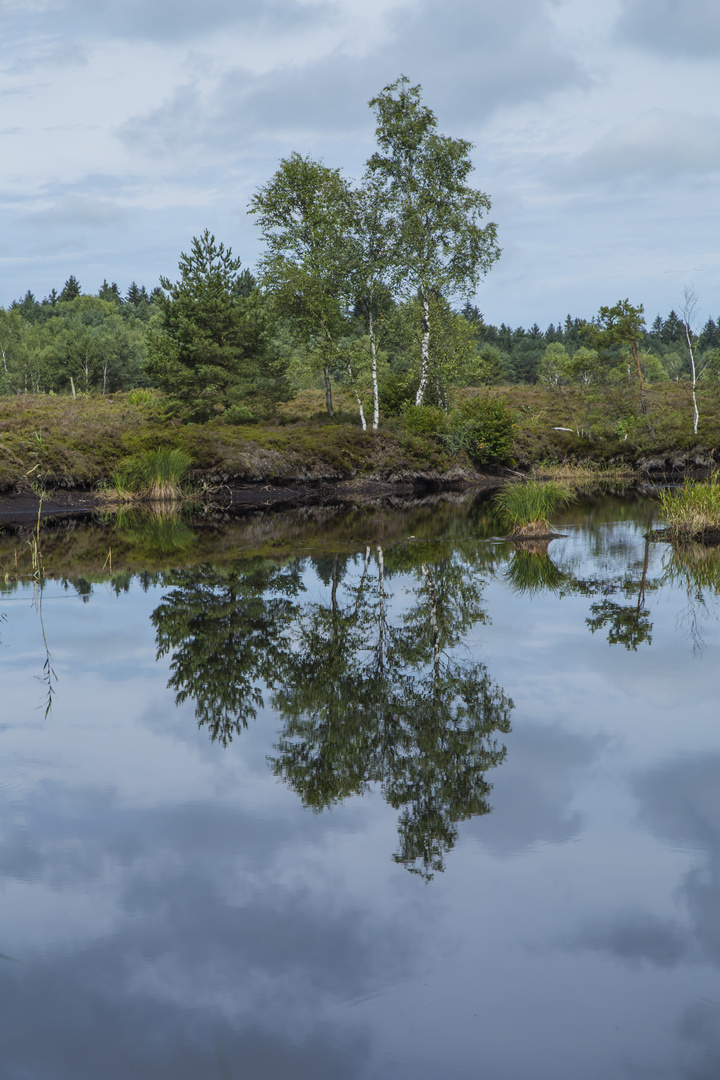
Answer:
0 475 504 531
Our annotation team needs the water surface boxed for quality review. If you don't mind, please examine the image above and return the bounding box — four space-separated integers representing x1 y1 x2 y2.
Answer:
2 492 720 1079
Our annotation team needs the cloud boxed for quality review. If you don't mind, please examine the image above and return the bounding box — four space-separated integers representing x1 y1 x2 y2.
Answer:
120 0 586 163
23 195 130 229
616 0 720 58
573 911 691 967
568 111 720 184
464 722 606 854
2 0 337 47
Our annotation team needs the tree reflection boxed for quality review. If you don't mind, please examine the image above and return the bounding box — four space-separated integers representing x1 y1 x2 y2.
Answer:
151 544 513 878
151 558 303 745
585 537 654 650
662 542 720 652
270 546 513 879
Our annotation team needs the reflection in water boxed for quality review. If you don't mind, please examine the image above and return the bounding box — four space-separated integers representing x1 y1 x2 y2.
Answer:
151 559 303 746
504 540 572 596
585 535 653 650
113 507 196 557
663 542 720 652
152 546 513 878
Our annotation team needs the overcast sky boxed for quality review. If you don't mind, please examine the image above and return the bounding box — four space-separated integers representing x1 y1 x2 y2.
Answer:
1 0 719 327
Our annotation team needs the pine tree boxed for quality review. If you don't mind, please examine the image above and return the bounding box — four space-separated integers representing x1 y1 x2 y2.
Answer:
59 275 81 301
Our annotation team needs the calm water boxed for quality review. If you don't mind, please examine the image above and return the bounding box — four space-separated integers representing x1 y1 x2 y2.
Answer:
2 492 720 1079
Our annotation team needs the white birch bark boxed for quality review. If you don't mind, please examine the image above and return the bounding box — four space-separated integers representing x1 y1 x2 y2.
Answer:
368 309 379 429
415 293 431 406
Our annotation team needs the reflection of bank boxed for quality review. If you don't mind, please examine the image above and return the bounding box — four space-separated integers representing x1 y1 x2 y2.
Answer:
151 546 514 879
662 540 720 651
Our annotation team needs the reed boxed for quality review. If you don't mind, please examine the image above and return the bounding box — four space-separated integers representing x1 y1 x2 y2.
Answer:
493 479 575 536
110 448 192 502
658 476 720 542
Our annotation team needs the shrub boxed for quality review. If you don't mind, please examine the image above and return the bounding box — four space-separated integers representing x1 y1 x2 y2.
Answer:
112 447 193 501
378 371 415 416
401 404 447 438
223 404 255 425
446 395 516 465
493 479 575 535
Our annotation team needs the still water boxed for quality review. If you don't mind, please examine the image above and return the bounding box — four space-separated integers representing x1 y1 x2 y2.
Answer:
1 492 720 1079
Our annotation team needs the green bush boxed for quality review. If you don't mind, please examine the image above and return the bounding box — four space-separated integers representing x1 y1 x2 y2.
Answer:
402 404 447 438
378 371 415 416
223 404 255 425
446 396 516 465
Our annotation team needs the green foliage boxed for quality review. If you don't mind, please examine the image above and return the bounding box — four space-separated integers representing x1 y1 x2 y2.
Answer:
147 230 288 421
402 404 447 438
493 480 575 534
251 154 358 417
659 476 720 540
366 76 500 404
112 447 193 500
446 395 516 465
378 368 415 415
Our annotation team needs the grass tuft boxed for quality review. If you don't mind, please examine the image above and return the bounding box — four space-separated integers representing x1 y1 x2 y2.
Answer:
658 476 720 541
111 448 193 502
493 479 575 535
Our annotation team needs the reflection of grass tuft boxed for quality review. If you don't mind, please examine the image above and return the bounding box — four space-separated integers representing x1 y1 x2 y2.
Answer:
659 477 720 542
504 547 569 595
110 448 193 502
665 541 720 593
113 507 196 556
493 480 575 536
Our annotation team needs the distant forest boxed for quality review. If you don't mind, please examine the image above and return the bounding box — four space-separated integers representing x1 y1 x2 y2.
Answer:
1 273 718 402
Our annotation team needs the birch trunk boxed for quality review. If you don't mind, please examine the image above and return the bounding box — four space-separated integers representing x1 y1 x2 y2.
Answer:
415 293 430 406
421 563 441 684
368 309 379 429
685 322 699 435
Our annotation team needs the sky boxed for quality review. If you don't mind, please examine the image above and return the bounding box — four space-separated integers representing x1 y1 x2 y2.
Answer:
1 0 719 328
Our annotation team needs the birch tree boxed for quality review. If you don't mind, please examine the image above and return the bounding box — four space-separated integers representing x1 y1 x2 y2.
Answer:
250 154 367 424
681 286 709 436
365 76 500 406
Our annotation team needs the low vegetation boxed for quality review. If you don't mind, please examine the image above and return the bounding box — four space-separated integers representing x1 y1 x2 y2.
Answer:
658 476 720 541
493 479 576 536
109 448 193 502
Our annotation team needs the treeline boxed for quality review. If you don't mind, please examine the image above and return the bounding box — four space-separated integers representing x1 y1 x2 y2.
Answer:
3 272 719 409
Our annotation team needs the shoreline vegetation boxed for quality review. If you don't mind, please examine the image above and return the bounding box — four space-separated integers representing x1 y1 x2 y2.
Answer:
0 384 715 503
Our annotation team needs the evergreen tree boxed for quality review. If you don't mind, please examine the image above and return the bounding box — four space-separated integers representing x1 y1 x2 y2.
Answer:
98 279 122 304
59 275 81 302
147 230 287 421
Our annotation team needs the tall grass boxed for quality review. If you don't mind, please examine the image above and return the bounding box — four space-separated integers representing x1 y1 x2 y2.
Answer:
493 479 575 535
111 448 192 502
658 476 720 541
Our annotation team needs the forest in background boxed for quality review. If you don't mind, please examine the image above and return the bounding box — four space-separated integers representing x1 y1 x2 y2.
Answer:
2 276 719 404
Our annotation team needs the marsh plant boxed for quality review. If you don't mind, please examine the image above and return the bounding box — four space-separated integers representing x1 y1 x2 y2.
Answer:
110 448 193 502
493 480 575 536
658 476 720 542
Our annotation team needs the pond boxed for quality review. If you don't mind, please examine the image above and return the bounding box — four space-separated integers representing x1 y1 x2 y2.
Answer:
1 489 720 1079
